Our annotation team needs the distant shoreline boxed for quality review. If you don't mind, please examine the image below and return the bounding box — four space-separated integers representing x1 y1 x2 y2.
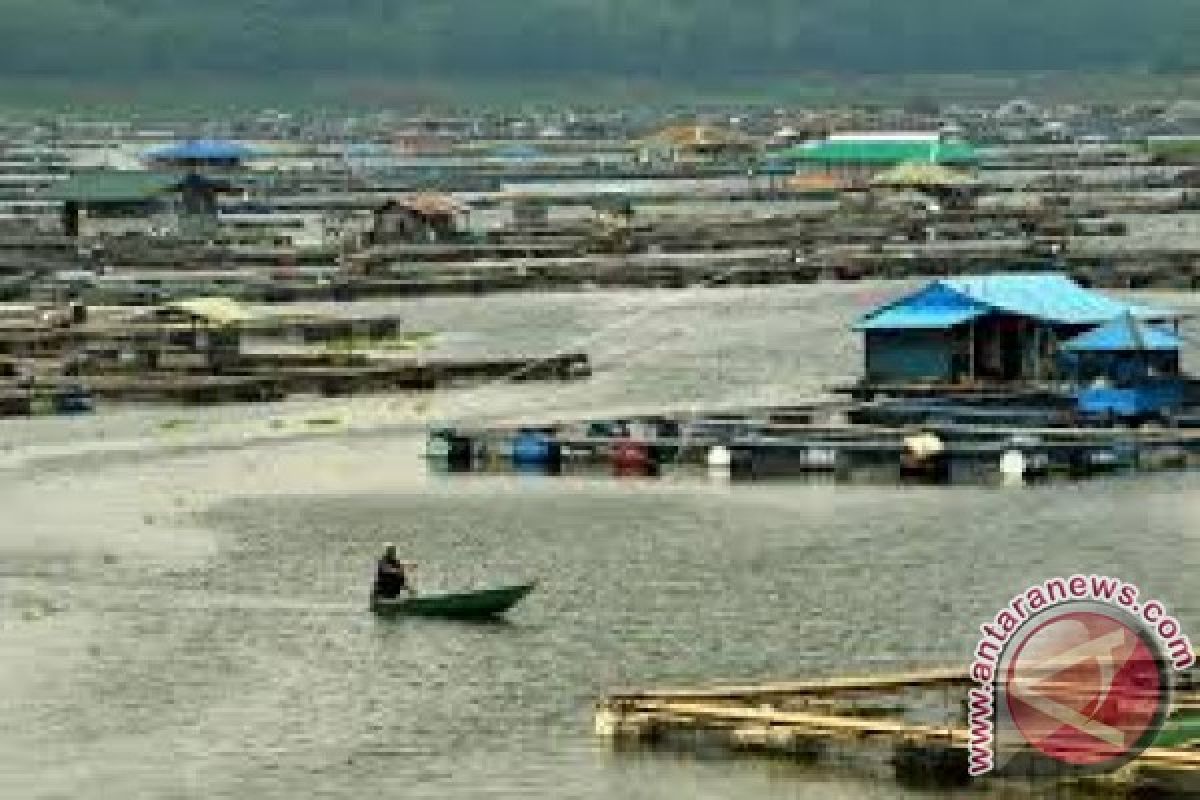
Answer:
2 71 1199 115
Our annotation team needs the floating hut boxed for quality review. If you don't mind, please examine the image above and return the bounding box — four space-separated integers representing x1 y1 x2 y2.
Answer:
41 171 231 238
871 161 977 189
636 124 757 163
1062 312 1187 420
773 132 979 186
142 139 256 171
369 193 468 244
854 273 1182 387
870 161 980 208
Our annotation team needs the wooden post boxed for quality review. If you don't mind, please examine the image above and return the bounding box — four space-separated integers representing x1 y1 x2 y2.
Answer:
1032 325 1042 380
968 322 976 381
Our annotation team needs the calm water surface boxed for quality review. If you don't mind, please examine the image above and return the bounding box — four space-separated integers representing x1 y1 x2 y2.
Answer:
1 283 1198 799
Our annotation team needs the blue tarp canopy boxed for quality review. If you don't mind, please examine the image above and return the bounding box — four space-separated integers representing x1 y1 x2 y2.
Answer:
1062 313 1181 352
856 281 987 330
857 306 986 330
144 139 256 162
855 273 1180 331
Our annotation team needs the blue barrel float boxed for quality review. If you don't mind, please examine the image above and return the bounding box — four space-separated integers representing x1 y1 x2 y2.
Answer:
511 429 562 473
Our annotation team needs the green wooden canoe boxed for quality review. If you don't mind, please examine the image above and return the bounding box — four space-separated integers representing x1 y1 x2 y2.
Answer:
370 582 535 619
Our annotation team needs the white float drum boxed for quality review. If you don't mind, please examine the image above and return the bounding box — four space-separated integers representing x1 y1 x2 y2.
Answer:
1000 449 1027 483
707 445 732 468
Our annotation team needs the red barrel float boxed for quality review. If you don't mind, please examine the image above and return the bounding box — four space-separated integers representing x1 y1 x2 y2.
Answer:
611 439 656 476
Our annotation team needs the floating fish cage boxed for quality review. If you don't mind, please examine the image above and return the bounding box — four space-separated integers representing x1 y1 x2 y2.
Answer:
425 403 1200 485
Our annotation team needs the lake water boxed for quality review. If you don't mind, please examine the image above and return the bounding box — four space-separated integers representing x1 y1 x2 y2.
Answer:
2 283 1198 799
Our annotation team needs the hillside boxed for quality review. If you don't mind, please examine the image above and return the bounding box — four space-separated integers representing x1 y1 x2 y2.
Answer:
4 0 1197 81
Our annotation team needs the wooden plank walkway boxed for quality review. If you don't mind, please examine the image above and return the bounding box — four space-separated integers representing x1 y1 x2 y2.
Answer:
606 666 969 703
600 698 1200 769
596 669 1200 795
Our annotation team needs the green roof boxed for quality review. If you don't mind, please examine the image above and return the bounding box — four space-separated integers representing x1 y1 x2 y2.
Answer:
42 171 183 204
774 139 979 166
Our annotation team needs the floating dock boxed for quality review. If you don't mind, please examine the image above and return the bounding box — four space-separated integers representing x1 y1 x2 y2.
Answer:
426 402 1200 485
596 668 1200 796
0 352 590 412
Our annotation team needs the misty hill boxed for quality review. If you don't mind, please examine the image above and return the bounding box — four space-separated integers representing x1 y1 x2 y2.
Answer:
4 0 1197 80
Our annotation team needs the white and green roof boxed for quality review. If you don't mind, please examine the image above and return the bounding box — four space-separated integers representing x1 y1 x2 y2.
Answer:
776 134 979 166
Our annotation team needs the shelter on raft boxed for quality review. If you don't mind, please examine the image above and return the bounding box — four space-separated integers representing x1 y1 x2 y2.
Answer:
636 125 757 163
773 132 979 187
128 296 254 370
142 139 257 171
1061 313 1187 419
854 274 1183 386
870 161 981 209
369 193 469 244
42 171 235 238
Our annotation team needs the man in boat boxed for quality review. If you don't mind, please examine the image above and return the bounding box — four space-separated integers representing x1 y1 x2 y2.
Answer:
372 543 415 601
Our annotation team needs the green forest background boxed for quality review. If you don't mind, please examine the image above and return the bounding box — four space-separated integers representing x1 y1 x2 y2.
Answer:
3 0 1199 108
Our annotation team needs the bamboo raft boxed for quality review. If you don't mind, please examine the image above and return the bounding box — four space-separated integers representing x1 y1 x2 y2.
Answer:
596 667 1200 796
0 352 590 411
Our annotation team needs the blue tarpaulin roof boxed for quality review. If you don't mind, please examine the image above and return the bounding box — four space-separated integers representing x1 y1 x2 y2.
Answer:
857 306 986 331
1062 313 1181 351
855 273 1179 331
856 281 987 330
144 139 256 162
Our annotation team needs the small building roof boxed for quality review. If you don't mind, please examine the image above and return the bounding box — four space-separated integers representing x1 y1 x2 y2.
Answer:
858 305 986 331
871 162 977 189
940 274 1179 324
1061 313 1181 352
144 139 256 162
784 171 844 192
164 297 254 326
777 138 979 166
641 124 753 149
42 171 183 203
856 274 1179 331
387 192 467 217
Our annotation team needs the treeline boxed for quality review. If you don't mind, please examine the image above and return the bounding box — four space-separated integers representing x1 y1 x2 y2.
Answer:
5 0 1198 79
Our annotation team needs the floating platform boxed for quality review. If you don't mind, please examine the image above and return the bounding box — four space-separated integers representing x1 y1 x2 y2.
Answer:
426 403 1200 485
596 668 1200 796
0 352 590 412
